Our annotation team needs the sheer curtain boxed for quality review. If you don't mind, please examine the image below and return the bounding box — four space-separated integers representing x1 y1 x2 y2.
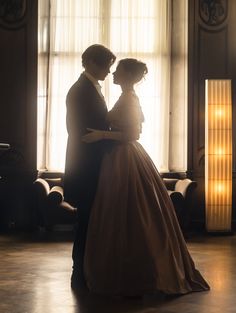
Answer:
38 0 185 172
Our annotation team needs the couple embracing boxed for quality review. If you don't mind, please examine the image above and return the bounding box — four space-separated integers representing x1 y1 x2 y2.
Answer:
64 44 210 296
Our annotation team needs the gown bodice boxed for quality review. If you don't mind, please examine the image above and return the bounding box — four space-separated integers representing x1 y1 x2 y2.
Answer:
107 90 144 133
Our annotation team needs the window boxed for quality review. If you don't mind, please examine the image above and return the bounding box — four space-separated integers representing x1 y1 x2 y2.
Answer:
38 0 187 172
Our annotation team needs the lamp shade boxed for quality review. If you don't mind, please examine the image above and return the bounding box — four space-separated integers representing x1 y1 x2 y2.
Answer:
205 79 232 232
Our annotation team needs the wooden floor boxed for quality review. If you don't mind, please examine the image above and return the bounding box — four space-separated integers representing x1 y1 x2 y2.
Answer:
0 230 235 313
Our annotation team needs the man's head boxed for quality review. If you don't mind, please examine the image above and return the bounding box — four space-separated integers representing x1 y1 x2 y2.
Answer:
82 44 116 80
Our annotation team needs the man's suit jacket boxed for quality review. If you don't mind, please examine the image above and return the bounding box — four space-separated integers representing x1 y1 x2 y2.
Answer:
64 73 111 209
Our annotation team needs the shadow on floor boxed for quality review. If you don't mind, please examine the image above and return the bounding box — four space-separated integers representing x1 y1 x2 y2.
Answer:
72 289 181 313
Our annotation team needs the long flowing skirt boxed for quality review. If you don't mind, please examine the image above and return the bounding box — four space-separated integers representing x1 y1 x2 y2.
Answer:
84 142 210 296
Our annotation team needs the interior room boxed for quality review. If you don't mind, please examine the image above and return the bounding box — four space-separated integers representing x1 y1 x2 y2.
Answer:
1 0 236 312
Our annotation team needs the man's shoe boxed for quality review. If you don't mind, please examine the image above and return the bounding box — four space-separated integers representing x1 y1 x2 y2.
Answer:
71 270 88 293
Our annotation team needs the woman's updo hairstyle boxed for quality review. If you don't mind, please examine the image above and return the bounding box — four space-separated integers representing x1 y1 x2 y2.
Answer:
119 58 148 83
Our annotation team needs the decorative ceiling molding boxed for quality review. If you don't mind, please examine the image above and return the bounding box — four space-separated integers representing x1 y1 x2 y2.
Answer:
0 0 27 30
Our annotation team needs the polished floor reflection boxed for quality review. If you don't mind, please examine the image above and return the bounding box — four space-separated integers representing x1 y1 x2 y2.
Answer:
0 231 235 313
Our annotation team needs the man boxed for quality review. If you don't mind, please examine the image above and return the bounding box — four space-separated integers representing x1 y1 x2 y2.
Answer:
64 44 116 289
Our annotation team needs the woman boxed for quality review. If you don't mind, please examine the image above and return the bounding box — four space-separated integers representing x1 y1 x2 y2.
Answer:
82 58 210 296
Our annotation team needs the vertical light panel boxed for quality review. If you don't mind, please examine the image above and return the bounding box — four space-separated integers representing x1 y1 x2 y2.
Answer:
205 80 232 232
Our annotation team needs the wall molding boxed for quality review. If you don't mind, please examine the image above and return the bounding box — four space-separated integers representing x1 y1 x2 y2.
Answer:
199 0 228 27
0 0 27 30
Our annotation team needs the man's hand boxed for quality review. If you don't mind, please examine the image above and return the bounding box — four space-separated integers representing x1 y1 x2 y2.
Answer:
82 128 104 143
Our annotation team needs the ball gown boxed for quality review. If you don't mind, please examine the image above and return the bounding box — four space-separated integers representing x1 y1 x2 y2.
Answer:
84 90 210 296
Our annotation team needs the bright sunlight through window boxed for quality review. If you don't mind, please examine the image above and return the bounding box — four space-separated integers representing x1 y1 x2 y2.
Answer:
38 0 185 172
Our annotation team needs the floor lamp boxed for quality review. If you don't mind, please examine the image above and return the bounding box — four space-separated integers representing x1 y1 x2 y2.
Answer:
205 79 232 233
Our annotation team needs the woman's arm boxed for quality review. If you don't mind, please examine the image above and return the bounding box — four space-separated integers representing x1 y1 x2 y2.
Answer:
82 127 140 143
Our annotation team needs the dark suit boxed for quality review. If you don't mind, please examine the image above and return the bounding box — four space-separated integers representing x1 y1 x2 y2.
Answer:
64 73 111 280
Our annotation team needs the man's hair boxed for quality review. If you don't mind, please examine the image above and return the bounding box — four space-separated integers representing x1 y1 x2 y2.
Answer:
82 44 116 68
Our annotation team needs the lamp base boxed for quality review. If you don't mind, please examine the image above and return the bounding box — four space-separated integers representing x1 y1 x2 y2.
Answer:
205 230 234 236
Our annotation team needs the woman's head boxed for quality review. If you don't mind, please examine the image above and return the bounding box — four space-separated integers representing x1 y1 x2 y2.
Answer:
113 58 148 86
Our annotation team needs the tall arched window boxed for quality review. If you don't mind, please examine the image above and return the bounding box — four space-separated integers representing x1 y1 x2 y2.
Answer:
38 0 187 172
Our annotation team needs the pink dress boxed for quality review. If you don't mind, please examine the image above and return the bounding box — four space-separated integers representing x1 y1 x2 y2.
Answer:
84 91 210 296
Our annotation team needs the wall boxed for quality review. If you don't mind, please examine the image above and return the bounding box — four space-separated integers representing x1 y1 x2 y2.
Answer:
0 0 38 230
188 0 236 230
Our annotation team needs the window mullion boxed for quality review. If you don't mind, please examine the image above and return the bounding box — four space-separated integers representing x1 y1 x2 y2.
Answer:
100 0 111 46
